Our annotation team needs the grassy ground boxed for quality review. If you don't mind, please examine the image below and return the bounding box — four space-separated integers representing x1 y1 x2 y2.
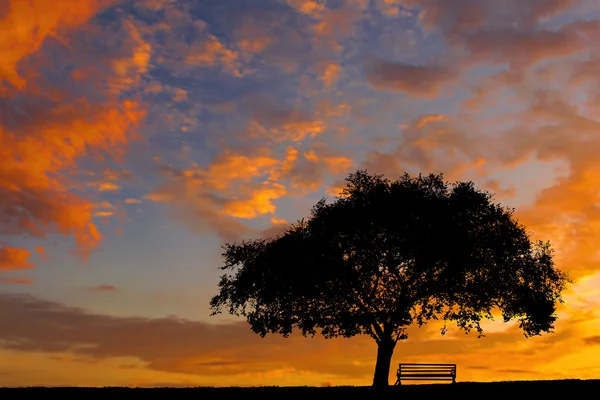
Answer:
1 380 599 399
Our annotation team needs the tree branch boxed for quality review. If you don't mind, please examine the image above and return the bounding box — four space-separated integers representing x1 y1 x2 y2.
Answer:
371 321 385 342
368 323 382 343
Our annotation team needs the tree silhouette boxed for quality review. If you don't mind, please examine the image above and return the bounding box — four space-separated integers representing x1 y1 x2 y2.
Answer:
210 170 569 387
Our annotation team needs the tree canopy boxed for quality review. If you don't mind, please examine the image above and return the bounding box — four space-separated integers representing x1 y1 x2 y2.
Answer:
209 170 569 387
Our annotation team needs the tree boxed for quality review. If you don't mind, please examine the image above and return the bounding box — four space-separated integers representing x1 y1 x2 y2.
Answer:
209 170 570 387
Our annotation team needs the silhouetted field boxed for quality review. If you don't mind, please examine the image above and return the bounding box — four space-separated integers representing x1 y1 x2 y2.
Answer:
2 380 599 399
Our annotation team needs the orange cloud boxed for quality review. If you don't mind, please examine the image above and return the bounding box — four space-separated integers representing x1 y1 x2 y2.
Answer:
281 0 366 57
237 36 272 54
318 62 342 89
1 1 147 269
0 0 114 90
1 99 144 264
224 183 287 219
93 211 116 218
415 114 446 129
322 156 353 174
92 201 117 218
234 22 273 54
311 4 364 53
376 0 414 17
148 150 289 241
244 97 332 143
0 248 33 272
108 19 153 93
172 87 188 102
148 140 353 240
204 150 281 190
363 113 485 180
270 216 288 225
286 0 326 17
98 182 121 192
283 142 354 192
363 34 600 285
483 90 600 280
186 34 243 77
248 116 327 143
303 151 319 163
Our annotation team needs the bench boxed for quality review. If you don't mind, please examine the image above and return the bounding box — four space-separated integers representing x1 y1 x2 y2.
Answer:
394 363 456 385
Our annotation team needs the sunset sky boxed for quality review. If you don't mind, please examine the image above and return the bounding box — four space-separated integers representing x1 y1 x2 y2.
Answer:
2 0 600 387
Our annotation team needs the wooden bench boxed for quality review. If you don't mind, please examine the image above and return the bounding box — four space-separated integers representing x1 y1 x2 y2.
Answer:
394 363 456 385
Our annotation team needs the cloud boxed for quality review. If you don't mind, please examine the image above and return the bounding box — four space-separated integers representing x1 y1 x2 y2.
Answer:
375 0 414 17
148 131 353 240
366 61 458 97
270 216 288 225
108 19 153 93
223 183 287 219
286 0 326 17
463 23 593 70
0 278 33 285
234 21 273 55
245 98 328 142
0 293 362 379
185 34 243 77
411 0 581 35
144 7 266 79
147 150 285 241
0 98 144 267
89 285 117 292
583 336 600 345
317 62 342 89
172 88 188 102
282 142 354 192
497 369 539 375
98 182 121 192
0 0 115 91
362 113 486 180
1 0 147 269
0 248 33 272
415 114 446 129
360 9 600 281
92 201 118 218
0 293 595 384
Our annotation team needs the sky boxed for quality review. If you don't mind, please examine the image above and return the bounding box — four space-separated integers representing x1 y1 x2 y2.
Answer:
2 0 600 387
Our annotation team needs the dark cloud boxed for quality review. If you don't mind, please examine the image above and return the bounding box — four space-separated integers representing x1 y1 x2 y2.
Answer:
366 60 458 98
0 293 372 378
0 293 582 380
583 336 600 345
89 284 117 292
497 369 539 374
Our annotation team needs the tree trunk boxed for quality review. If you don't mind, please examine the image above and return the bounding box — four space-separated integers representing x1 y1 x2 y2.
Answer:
372 338 396 387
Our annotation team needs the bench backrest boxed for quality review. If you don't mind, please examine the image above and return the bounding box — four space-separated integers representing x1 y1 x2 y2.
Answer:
398 363 456 377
